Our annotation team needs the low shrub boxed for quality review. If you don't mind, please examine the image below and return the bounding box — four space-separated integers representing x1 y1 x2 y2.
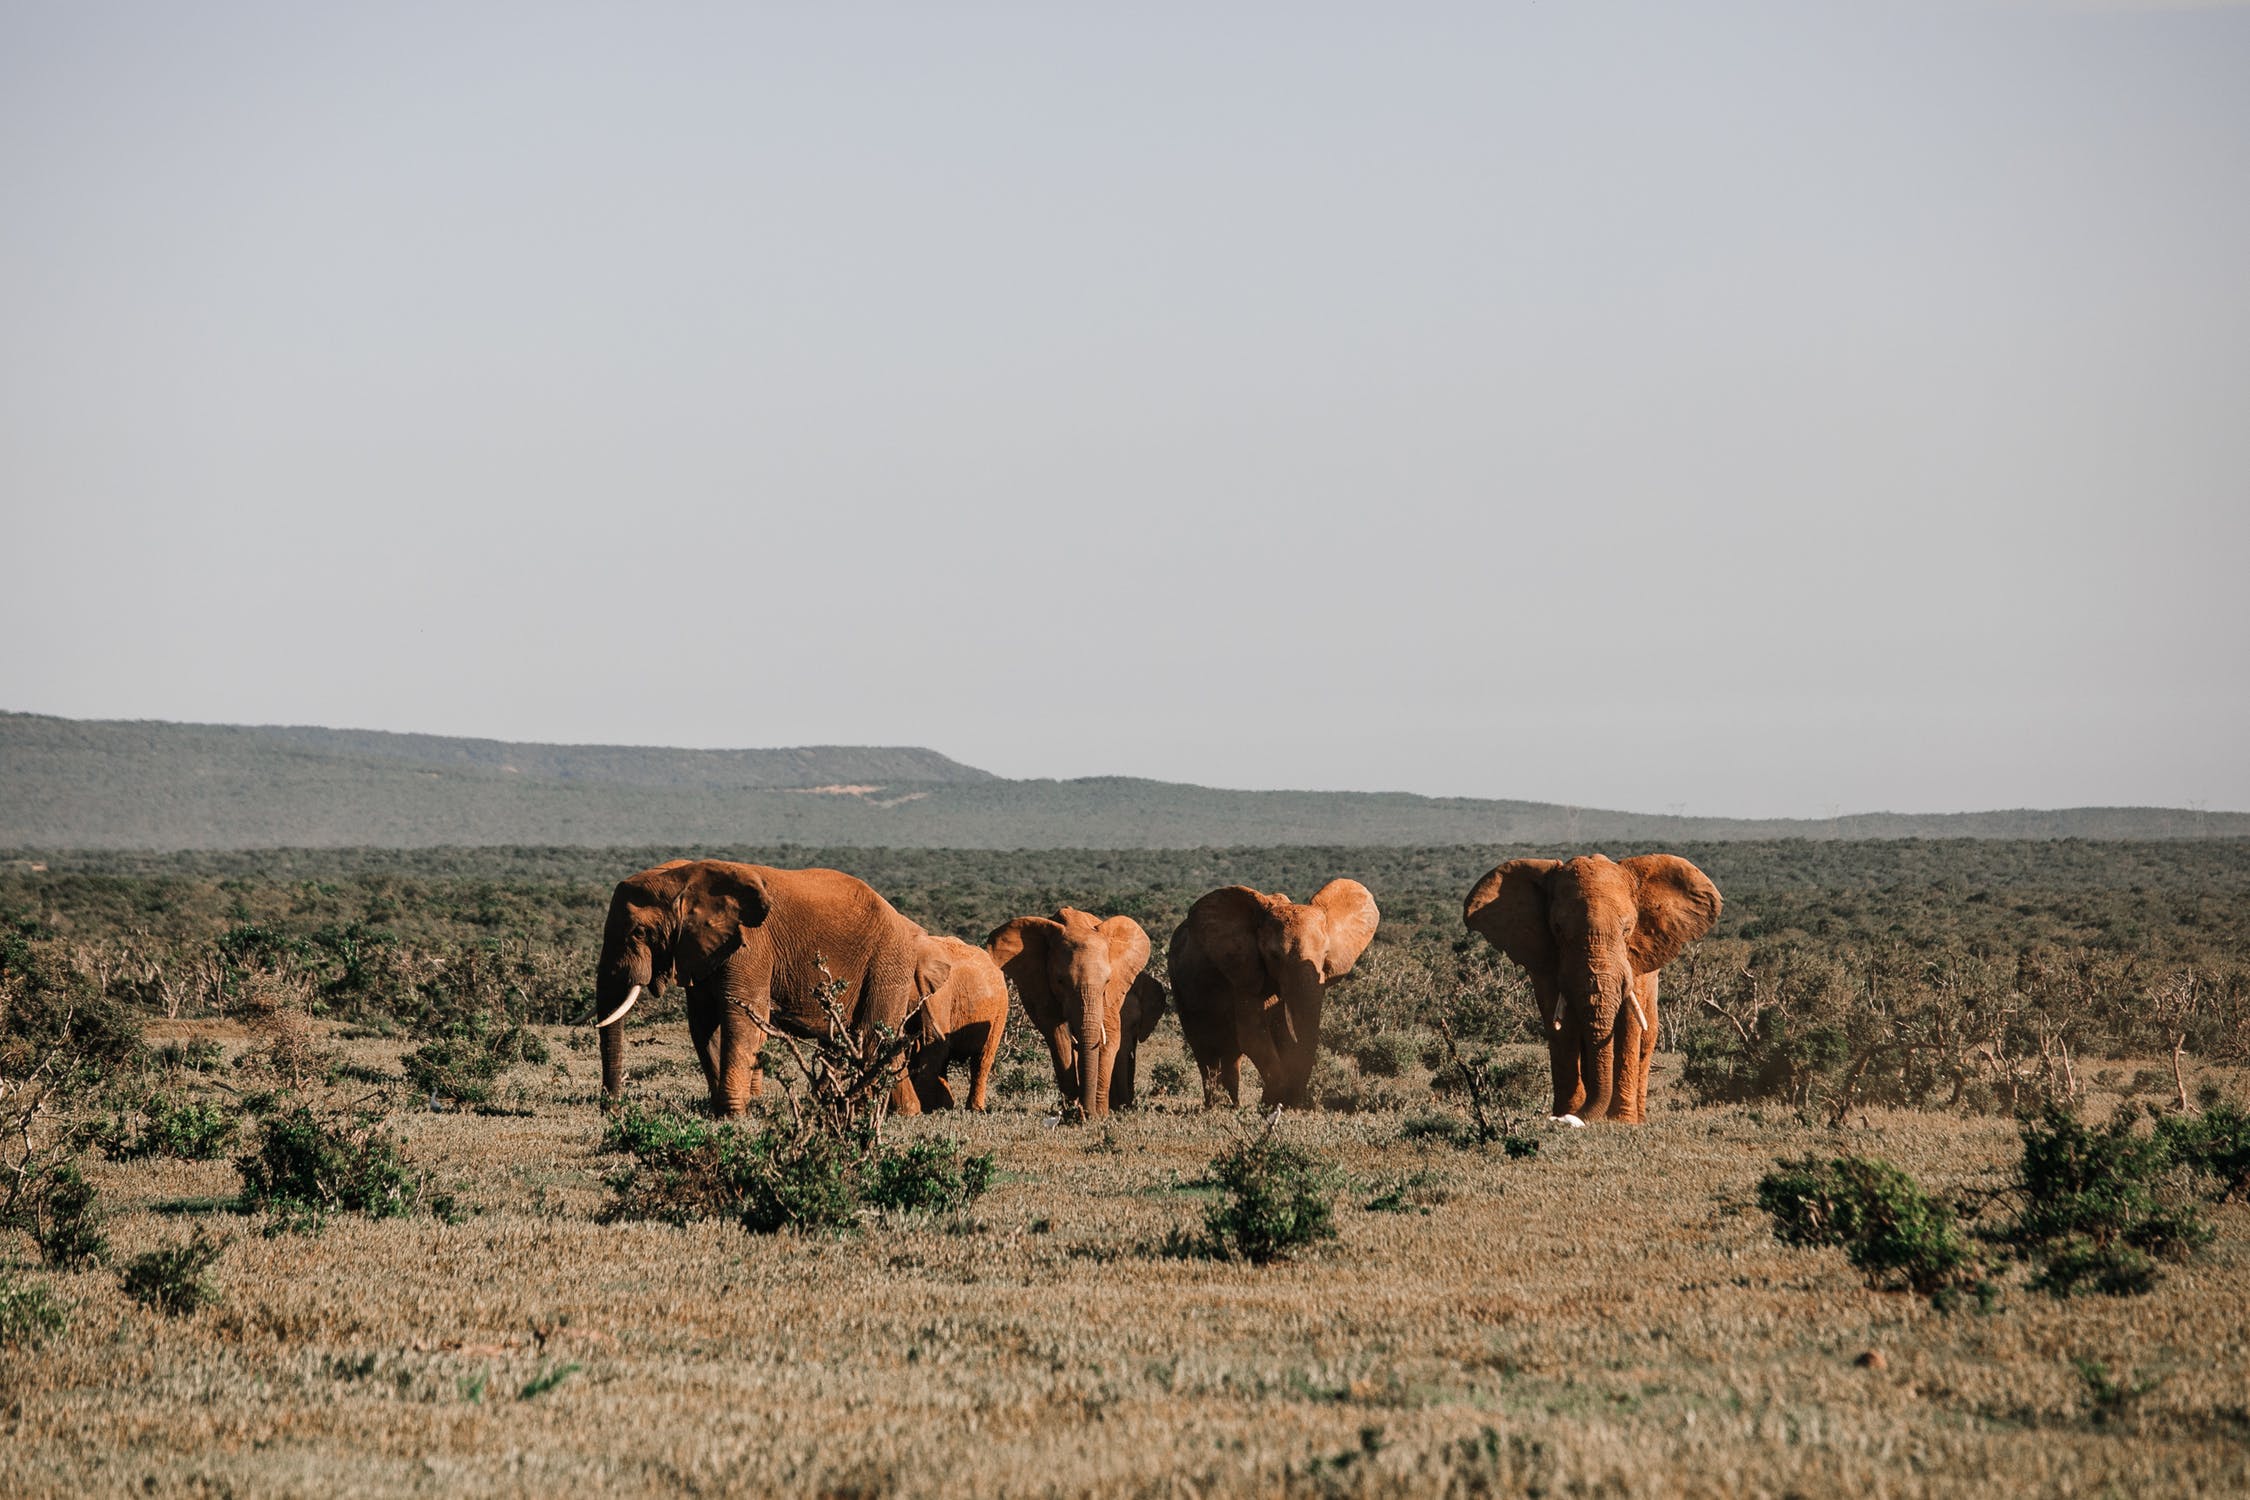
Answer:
1984 1104 2210 1297
1682 1012 1850 1111
599 1099 716 1161
861 1137 996 1216
93 1094 238 1162
1351 1033 1416 1080
2154 1101 2250 1202
1171 1122 1339 1264
154 1038 226 1074
0 1268 68 1347
235 1106 423 1226
1147 1059 1188 1097
119 1228 226 1316
1757 1154 1982 1303
401 1016 543 1106
4 1161 107 1269
736 1130 862 1235
602 1123 993 1232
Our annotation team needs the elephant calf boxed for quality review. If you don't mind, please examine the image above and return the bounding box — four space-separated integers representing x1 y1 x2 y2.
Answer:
986 908 1165 1118
906 934 1009 1111
1169 880 1379 1110
1463 853 1721 1124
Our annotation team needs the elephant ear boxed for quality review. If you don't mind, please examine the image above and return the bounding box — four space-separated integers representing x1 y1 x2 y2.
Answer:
1123 971 1168 1043
1621 855 1722 972
679 862 774 950
1098 916 1152 1015
1308 879 1379 981
690 862 774 926
1182 887 1273 997
912 936 955 1000
1462 859 1561 977
986 917 1061 1029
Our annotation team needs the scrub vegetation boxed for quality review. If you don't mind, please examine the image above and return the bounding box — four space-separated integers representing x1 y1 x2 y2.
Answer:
2 840 2248 1495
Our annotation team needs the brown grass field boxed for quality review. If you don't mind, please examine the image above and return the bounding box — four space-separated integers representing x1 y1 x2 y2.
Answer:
5 1017 2248 1499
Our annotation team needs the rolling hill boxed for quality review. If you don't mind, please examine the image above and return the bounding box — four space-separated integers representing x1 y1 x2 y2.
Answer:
2 711 2241 850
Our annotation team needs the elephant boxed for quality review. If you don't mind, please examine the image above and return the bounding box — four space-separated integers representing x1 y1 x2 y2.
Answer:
904 934 1009 1111
1169 880 1380 1110
1461 853 1721 1124
984 908 1165 1118
590 859 932 1118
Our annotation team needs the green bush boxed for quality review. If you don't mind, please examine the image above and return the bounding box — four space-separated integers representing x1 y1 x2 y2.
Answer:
93 1094 238 1162
602 1120 991 1233
735 1130 862 1235
1986 1104 2210 1297
1148 1059 1188 1096
235 1106 422 1225
154 1039 226 1074
1683 1012 1849 1110
599 1099 716 1161
0 1268 68 1347
2154 1101 2250 1202
599 1130 757 1228
1757 1154 1980 1303
861 1138 996 1216
1178 1125 1339 1264
1351 1033 1416 1079
119 1228 226 1316
5 1161 108 1269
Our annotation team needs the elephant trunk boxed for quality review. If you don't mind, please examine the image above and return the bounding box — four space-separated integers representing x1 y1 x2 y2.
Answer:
1579 1023 1618 1121
592 957 652 1102
599 1014 626 1102
1273 965 1327 1108
1078 989 1107 1118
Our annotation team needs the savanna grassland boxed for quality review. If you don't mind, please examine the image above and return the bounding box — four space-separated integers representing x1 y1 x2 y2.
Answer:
5 841 2250 1497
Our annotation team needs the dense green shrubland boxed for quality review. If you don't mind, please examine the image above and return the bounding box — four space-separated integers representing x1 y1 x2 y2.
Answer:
4 841 2247 1125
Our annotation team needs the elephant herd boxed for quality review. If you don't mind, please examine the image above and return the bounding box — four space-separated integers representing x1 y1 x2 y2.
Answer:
588 852 1722 1126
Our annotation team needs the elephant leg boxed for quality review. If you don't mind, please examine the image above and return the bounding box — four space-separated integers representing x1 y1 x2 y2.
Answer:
1620 974 1659 1124
1111 1040 1137 1111
971 1020 1004 1112
1198 1053 1238 1108
712 983 770 1118
1548 1031 1586 1118
1045 1025 1079 1106
908 1040 954 1112
687 986 724 1103
1240 1011 1290 1110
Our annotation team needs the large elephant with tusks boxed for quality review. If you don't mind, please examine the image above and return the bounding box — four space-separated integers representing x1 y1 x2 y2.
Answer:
589 859 933 1116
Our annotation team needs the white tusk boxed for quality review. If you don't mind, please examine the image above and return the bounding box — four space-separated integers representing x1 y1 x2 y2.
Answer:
595 984 643 1028
1625 991 1649 1036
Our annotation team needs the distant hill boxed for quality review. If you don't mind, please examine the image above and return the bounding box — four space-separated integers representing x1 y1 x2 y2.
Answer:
2 711 2242 850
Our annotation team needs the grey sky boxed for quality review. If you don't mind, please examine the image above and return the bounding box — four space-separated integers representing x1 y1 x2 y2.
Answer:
3 2 2245 818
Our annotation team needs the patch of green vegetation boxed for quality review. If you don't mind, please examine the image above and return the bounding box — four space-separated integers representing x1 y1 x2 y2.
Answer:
1757 1154 1984 1305
234 1106 425 1229
1167 1122 1339 1264
119 1228 226 1317
0 1268 68 1347
1985 1104 2211 1298
92 1093 238 1162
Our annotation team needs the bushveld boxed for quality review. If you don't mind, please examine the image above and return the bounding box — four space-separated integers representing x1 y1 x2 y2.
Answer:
3 841 2248 1496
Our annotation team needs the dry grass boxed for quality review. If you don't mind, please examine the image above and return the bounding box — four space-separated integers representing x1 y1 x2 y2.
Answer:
4 1020 2247 1498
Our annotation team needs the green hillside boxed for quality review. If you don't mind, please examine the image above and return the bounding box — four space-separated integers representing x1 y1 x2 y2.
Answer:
2 711 2241 849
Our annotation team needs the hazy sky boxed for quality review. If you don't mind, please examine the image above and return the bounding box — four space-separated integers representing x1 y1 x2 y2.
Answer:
3 2 2246 817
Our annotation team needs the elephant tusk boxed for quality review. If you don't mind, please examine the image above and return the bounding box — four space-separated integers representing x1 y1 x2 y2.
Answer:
595 984 643 1028
1625 990 1649 1036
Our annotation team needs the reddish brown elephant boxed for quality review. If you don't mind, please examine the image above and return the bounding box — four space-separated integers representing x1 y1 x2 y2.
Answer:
590 859 929 1117
985 908 1165 1118
1462 853 1721 1124
1169 880 1380 1109
905 934 1009 1111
